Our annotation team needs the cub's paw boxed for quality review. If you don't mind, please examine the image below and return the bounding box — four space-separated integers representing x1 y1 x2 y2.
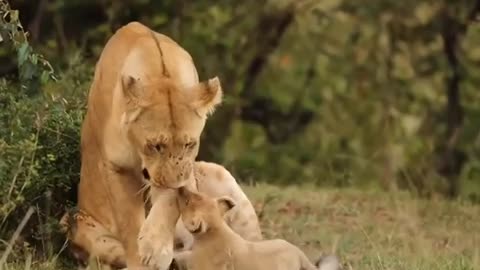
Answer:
138 229 174 270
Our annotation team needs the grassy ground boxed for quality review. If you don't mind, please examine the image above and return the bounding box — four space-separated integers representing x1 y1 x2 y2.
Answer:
1 184 479 270
244 183 480 270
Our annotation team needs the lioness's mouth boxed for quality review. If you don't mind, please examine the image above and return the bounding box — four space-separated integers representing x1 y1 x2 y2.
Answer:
142 168 150 180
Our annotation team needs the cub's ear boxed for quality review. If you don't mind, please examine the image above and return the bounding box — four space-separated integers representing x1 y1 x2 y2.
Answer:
216 196 236 215
121 75 143 102
188 76 223 117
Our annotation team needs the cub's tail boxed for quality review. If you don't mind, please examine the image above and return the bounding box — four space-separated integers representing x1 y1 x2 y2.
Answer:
296 247 341 270
315 254 342 270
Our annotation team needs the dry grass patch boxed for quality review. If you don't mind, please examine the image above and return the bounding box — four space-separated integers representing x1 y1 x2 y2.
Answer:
243 183 480 270
1 184 479 270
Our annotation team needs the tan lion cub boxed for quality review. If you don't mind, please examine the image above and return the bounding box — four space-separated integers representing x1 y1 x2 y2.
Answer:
174 187 341 270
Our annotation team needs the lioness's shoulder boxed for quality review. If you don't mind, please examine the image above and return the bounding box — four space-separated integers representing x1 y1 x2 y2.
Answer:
117 21 150 35
113 21 189 56
114 21 198 86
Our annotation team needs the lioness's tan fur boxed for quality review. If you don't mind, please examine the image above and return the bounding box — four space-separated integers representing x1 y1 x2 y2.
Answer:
174 188 341 270
63 21 222 269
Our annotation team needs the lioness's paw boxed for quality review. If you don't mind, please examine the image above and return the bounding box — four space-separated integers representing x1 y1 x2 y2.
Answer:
138 232 174 270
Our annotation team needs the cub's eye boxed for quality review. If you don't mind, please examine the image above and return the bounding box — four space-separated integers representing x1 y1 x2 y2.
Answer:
184 199 190 206
185 141 197 149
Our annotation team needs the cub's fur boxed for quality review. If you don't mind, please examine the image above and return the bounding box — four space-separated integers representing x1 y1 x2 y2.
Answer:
62 21 222 269
174 187 341 270
174 161 262 251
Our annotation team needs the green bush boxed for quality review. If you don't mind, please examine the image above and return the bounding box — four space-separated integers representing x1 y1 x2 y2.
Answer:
0 53 91 253
1 3 90 252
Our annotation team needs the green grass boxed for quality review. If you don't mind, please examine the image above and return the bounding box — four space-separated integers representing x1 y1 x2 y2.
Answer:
1 184 479 270
244 183 480 270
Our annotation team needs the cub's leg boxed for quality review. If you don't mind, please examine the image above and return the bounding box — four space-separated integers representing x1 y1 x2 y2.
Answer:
171 250 192 270
60 210 126 269
174 220 194 252
174 179 198 252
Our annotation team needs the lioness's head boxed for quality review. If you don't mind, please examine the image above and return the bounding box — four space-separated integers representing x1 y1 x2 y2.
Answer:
119 75 222 188
177 186 235 235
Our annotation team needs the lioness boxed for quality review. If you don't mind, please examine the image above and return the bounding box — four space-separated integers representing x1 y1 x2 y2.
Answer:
174 187 342 270
65 21 222 269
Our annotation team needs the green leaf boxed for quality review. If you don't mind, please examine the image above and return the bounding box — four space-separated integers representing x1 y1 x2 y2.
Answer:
9 10 19 22
401 114 421 137
31 54 38 65
40 71 50 84
17 42 30 66
313 0 343 12
152 14 168 26
414 2 439 25
21 62 36 80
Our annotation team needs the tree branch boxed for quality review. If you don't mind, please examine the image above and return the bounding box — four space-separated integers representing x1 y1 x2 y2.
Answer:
241 6 295 99
53 12 68 56
28 0 48 44
437 1 480 197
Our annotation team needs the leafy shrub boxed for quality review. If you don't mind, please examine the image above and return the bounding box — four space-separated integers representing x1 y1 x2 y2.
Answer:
0 2 91 251
0 54 91 253
0 0 56 93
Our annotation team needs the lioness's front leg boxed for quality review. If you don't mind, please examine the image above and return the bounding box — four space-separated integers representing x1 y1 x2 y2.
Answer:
138 188 180 270
59 210 126 268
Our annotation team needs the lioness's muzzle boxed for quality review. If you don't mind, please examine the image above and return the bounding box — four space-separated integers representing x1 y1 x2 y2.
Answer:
178 186 187 197
142 168 150 180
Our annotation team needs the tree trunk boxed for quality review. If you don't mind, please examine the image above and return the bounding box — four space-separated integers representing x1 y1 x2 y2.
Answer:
437 1 480 198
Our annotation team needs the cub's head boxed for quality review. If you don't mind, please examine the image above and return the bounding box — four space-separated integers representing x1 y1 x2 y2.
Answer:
119 75 222 188
177 186 235 235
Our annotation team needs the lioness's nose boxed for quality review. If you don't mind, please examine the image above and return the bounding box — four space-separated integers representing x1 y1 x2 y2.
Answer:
178 186 186 196
142 168 150 180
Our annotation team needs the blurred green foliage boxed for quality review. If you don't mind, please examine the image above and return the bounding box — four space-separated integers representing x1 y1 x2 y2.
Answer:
0 1 56 93
1 0 480 254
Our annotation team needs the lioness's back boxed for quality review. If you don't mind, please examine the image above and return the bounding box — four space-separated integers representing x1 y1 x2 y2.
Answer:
86 21 198 119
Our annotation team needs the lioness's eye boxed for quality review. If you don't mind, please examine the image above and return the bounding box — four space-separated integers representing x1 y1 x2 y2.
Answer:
185 141 197 149
150 143 165 153
155 143 165 152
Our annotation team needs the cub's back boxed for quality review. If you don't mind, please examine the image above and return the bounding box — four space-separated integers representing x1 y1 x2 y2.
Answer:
235 239 303 270
195 161 263 241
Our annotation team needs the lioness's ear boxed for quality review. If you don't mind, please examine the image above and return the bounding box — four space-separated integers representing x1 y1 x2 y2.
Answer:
189 76 223 117
216 196 236 215
121 75 143 102
120 75 144 123
121 107 143 124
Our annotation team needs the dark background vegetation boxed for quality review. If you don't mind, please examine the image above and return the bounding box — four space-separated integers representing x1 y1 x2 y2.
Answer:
1 0 480 262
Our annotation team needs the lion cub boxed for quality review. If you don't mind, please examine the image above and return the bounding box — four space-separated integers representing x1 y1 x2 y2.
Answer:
174 187 341 270
174 161 262 252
